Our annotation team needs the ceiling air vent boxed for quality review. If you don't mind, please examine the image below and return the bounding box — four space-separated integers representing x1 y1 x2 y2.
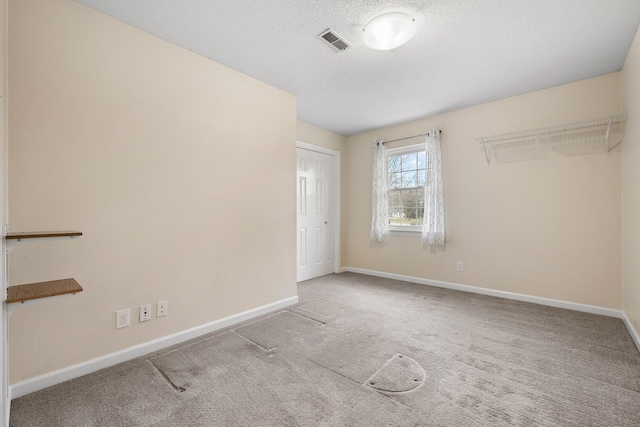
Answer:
318 29 350 52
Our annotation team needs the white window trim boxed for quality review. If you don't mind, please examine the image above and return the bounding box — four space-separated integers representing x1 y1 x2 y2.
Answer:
386 143 425 235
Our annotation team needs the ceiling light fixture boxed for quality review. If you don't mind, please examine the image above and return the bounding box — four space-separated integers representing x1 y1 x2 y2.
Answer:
362 12 416 51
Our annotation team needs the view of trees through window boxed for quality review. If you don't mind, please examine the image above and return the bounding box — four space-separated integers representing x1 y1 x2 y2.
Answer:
387 150 427 226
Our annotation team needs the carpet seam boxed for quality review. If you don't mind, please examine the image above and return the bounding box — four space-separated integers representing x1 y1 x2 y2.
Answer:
283 309 326 325
148 331 232 362
231 330 278 352
147 360 186 393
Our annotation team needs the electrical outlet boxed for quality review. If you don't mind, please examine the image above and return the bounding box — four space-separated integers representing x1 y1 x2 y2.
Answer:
157 300 167 317
456 261 465 272
139 304 151 322
116 309 130 329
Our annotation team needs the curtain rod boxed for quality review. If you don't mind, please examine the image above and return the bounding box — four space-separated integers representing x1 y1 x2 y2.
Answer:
380 129 442 145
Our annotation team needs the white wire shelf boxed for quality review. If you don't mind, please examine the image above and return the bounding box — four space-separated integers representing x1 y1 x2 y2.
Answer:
490 137 542 163
477 114 625 164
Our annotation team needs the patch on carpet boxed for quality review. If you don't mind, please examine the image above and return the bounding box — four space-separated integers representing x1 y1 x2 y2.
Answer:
150 331 271 392
149 337 421 426
149 360 186 393
287 299 349 324
365 353 426 393
301 299 343 314
234 310 323 351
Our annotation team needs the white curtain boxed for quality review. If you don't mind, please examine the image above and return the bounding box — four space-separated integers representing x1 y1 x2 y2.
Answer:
370 141 389 242
422 129 445 246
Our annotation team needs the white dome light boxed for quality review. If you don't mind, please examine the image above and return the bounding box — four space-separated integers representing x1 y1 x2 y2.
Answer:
362 12 417 51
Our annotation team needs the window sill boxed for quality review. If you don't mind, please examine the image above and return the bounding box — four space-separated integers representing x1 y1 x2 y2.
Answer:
389 228 421 236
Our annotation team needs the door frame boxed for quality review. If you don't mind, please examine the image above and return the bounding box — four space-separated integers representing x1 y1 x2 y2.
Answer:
1 0 8 423
296 141 341 278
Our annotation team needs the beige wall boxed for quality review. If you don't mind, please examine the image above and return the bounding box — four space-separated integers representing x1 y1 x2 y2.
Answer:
346 73 622 308
297 120 346 154
621 28 640 335
8 0 297 383
297 120 348 268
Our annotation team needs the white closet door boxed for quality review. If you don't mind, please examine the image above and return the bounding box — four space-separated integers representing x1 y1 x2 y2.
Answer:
297 148 334 282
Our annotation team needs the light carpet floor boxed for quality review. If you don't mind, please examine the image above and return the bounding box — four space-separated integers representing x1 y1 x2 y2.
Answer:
10 272 640 426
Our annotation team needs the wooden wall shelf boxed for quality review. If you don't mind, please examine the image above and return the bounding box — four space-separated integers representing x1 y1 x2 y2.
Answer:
7 278 83 304
4 229 84 307
6 231 82 241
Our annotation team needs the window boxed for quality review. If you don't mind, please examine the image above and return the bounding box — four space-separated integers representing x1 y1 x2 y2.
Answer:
387 144 426 232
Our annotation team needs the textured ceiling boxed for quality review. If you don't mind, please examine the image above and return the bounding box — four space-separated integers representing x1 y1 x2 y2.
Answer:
74 0 640 136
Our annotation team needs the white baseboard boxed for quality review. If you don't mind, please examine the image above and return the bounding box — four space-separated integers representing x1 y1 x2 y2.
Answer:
621 311 640 352
10 295 298 400
345 267 623 318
